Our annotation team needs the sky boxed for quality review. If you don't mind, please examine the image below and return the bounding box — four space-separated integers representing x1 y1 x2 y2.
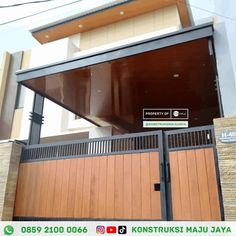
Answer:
0 0 79 55
0 0 116 60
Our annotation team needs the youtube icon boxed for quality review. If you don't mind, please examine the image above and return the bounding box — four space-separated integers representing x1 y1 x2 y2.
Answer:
106 226 117 234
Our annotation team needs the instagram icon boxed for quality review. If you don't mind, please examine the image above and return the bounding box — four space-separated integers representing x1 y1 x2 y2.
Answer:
96 226 105 234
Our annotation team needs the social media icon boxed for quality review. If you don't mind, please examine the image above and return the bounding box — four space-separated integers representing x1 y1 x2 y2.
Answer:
118 226 127 234
96 225 105 234
173 110 179 117
106 226 117 234
4 225 14 235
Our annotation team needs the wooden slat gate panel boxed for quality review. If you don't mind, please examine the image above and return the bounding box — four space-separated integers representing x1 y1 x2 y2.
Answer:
14 131 167 220
14 153 163 220
13 126 224 221
165 125 224 221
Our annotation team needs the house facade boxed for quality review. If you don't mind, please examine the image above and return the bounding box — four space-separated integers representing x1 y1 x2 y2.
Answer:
0 0 236 221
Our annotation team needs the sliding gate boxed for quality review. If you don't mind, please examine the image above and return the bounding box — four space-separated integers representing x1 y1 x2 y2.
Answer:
14 131 167 220
13 125 223 220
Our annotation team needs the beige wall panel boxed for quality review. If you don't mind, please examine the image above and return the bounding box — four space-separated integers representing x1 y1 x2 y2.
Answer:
21 51 31 70
115 18 134 40
164 5 181 28
0 52 11 114
80 5 180 50
90 27 108 48
107 24 117 44
154 9 164 30
80 31 91 50
10 108 23 139
133 12 155 36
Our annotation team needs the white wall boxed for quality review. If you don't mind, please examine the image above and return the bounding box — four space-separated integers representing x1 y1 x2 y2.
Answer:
19 38 83 139
190 0 236 78
189 0 236 116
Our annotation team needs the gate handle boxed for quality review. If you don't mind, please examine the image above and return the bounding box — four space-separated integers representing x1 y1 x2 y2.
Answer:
166 162 171 183
161 163 165 181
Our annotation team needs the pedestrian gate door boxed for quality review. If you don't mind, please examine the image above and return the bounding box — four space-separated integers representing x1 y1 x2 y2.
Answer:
165 126 223 220
14 125 223 220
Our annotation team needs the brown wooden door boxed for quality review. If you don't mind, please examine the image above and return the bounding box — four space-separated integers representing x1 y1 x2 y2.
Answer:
14 152 164 220
168 148 221 220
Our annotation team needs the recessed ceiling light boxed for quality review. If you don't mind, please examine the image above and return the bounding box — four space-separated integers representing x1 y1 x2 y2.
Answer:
119 11 124 15
45 34 49 38
173 73 180 78
78 24 83 28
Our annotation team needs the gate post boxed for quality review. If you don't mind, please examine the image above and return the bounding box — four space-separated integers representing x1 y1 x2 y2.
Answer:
214 117 236 220
158 131 168 220
0 142 21 220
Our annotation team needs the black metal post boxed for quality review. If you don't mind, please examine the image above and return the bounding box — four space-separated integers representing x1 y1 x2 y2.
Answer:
28 93 44 145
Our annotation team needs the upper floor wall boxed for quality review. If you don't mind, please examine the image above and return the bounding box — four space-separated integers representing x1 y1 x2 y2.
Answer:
25 4 182 69
31 0 191 44
76 5 181 51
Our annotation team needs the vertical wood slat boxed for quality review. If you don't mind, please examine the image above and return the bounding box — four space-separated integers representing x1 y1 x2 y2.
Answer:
81 158 92 218
14 164 27 216
123 154 132 219
32 162 43 217
106 156 115 218
89 157 100 218
195 149 212 220
25 163 37 217
149 152 161 219
98 156 107 218
66 159 78 217
114 155 124 218
131 153 142 219
40 162 50 217
141 152 151 219
52 160 64 217
186 150 201 220
204 148 221 220
73 158 85 218
169 152 182 220
177 151 192 219
170 148 221 221
14 152 162 220
45 161 57 217
59 159 70 216
24 164 35 216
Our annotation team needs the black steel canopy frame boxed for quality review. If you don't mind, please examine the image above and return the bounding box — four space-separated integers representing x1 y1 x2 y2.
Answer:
16 22 214 82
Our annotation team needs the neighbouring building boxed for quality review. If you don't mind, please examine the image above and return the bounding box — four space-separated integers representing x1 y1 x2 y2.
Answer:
0 0 236 221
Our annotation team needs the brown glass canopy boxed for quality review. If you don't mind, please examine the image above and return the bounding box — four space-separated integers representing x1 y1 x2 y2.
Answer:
17 23 221 133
